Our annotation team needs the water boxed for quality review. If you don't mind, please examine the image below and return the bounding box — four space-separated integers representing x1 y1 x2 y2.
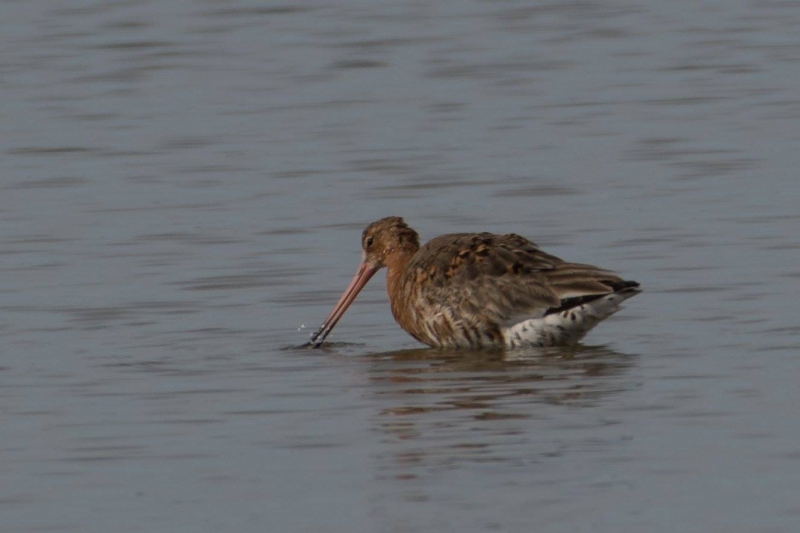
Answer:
2 1 800 531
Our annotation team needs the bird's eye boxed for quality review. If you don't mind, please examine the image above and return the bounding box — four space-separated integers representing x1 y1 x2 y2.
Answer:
365 236 374 248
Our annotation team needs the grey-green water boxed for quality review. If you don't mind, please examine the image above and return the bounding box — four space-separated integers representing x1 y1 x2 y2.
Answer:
3 1 800 532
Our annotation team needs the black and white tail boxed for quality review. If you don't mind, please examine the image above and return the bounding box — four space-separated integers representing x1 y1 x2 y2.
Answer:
502 282 641 348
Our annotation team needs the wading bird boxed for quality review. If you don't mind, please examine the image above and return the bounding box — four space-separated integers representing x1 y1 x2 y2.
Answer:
308 217 640 349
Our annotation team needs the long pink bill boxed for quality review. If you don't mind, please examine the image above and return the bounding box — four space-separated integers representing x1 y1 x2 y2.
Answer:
307 262 378 348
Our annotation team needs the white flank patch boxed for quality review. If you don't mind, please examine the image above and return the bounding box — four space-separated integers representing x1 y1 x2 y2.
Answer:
501 289 639 348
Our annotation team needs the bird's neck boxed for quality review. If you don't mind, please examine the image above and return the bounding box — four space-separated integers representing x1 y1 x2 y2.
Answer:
385 246 417 306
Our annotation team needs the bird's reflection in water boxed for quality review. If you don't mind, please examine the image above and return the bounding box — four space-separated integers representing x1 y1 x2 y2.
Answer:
366 344 635 412
361 345 638 480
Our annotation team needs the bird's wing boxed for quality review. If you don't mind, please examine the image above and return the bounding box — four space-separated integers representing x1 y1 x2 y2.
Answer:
405 232 629 327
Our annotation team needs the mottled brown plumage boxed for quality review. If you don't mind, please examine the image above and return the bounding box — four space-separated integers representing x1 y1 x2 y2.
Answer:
308 217 641 349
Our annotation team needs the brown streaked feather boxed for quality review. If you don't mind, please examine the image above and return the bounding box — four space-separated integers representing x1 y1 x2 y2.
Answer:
393 232 632 343
545 262 624 298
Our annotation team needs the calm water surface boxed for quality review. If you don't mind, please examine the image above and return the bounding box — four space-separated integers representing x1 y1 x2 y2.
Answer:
2 1 800 532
